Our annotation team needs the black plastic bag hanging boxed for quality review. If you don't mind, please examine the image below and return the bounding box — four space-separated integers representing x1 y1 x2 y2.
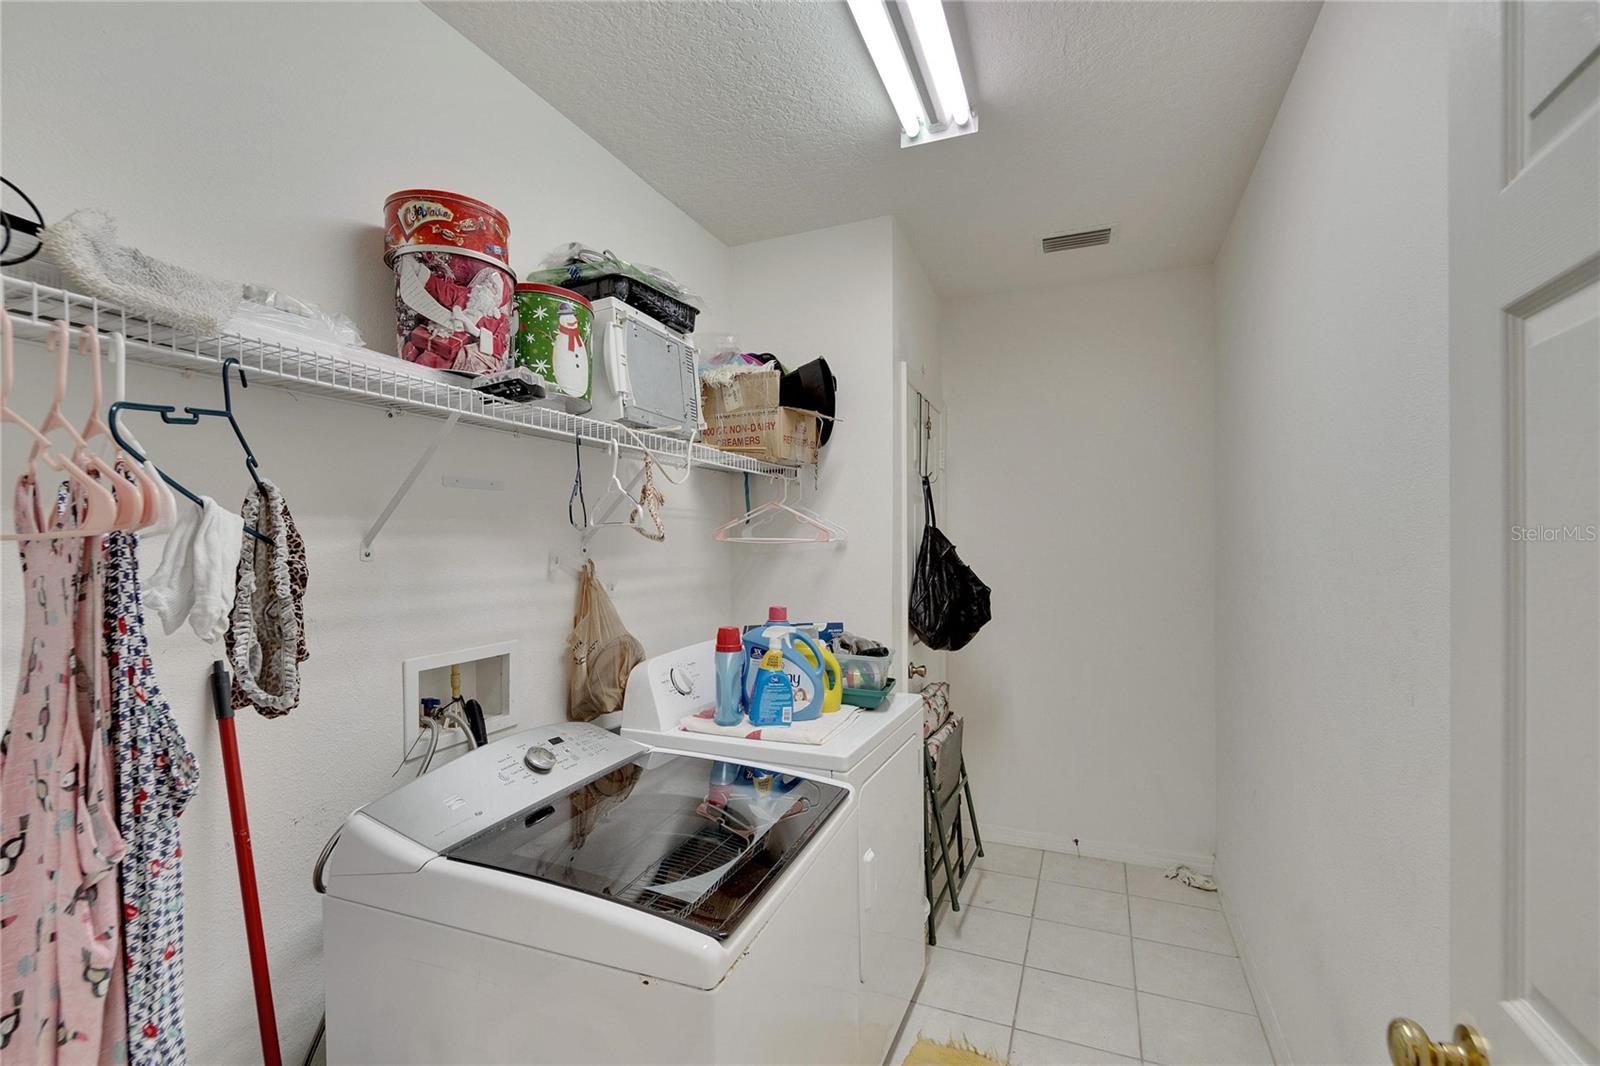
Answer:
909 475 992 651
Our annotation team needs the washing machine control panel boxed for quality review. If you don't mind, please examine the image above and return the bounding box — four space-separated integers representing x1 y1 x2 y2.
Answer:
360 721 646 850
620 640 719 729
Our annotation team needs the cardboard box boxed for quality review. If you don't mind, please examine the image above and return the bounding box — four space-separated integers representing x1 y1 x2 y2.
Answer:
701 405 820 465
700 368 780 419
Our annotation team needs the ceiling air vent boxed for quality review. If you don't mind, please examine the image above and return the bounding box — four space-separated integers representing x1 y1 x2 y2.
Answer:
1041 226 1115 254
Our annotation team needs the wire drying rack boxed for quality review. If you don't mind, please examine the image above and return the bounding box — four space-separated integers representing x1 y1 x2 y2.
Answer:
614 821 750 917
0 272 798 481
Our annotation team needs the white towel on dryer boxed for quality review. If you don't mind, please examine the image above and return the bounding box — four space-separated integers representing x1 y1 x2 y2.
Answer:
679 706 860 746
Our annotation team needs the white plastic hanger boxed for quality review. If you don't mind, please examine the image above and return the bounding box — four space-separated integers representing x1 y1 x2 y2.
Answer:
614 424 693 486
713 478 846 544
577 439 647 546
0 316 119 541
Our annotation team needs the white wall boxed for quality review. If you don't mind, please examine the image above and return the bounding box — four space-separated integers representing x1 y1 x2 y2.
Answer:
0 4 744 1062
941 266 1217 868
894 219 943 402
728 218 901 643
1212 4 1451 1063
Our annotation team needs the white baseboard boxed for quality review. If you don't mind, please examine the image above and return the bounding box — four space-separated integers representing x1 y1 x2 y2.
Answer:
1218 871 1292 1066
980 823 1215 874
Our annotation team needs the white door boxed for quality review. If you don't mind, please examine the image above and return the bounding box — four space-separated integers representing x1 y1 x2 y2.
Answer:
1442 3 1599 1065
902 372 948 692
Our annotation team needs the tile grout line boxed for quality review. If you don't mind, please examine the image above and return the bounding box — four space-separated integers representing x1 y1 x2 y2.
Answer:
931 909 1251 989
1011 1024 1147 1064
1126 877 1144 1063
1126 889 1225 913
1005 871 1044 1059
929 950 1262 1022
928 933 1263 1021
1129 933 1239 960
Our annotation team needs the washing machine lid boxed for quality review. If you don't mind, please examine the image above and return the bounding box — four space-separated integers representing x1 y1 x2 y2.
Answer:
444 752 846 940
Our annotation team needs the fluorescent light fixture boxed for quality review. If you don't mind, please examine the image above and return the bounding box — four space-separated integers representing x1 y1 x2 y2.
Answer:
903 0 970 127
847 0 926 139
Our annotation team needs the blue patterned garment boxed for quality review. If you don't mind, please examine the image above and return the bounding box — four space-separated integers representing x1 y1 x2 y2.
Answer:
104 529 198 1064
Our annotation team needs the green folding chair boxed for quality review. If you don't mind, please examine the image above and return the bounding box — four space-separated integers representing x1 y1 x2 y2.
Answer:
924 713 984 945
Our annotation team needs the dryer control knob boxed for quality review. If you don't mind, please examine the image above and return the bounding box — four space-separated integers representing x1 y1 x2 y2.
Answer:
669 666 693 695
524 746 556 774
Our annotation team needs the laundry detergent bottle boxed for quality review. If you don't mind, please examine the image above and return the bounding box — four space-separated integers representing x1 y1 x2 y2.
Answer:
743 626 832 722
706 760 740 807
792 628 844 713
741 606 792 711
713 626 745 727
748 649 796 727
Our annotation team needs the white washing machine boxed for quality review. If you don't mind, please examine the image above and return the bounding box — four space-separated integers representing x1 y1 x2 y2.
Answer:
323 722 868 1064
619 642 927 1065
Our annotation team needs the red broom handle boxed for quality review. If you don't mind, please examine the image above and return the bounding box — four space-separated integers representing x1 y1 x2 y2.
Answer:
211 661 283 1066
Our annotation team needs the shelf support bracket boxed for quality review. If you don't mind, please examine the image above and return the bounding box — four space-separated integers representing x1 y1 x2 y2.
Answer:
360 411 462 559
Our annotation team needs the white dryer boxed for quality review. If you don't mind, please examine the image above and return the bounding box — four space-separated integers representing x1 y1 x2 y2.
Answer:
323 722 867 1064
620 641 927 1064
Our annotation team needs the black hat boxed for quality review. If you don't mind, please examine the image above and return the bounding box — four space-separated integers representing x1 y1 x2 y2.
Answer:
780 358 837 447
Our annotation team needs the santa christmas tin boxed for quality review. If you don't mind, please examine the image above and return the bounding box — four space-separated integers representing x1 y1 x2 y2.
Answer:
393 250 515 376
383 188 510 269
514 283 593 408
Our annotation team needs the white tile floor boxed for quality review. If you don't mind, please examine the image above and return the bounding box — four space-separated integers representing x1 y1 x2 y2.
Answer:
888 844 1273 1066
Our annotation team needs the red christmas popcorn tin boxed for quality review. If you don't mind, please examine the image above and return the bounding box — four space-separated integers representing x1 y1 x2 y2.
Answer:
383 188 510 269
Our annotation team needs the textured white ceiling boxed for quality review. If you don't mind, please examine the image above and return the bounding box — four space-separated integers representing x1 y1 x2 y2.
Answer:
428 1 1320 296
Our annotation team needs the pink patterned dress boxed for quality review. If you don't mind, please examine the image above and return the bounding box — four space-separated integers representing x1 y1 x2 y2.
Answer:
1 476 128 1064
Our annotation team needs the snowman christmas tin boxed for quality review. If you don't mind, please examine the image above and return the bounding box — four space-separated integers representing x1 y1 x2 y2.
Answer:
514 283 592 410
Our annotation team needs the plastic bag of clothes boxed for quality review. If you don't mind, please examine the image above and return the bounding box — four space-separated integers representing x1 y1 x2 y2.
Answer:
909 477 991 651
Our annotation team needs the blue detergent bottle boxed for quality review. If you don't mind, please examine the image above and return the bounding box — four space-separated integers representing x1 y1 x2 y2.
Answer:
706 760 740 807
748 649 796 727
743 628 828 721
714 627 745 727
741 606 793 684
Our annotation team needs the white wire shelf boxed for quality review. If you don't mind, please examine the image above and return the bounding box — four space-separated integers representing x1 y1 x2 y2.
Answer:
0 272 798 481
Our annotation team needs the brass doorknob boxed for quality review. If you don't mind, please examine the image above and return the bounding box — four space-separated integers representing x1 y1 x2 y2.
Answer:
908 662 928 678
1388 1019 1490 1066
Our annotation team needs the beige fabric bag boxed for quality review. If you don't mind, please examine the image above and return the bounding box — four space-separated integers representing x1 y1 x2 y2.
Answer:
567 560 645 722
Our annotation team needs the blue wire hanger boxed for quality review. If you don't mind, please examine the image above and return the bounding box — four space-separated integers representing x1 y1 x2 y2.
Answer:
109 356 268 540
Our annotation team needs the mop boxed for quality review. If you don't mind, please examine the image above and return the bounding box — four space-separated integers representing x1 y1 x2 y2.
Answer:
209 660 284 1066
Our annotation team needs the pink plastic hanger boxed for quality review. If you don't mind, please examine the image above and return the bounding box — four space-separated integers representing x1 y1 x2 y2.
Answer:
713 478 847 544
27 321 139 530
107 331 176 531
75 326 153 528
0 315 118 540
75 327 155 528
